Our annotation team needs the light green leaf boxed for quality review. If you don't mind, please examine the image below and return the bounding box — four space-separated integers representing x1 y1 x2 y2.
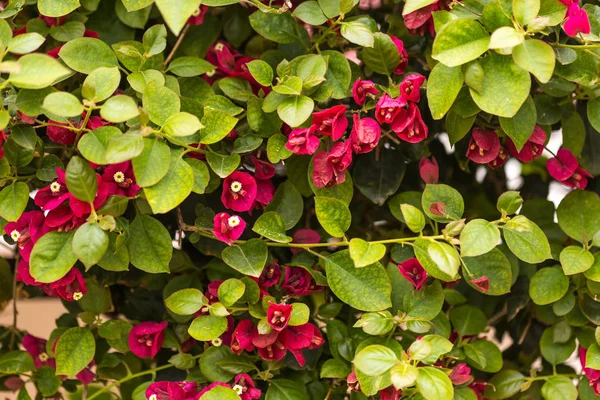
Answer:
142 24 167 57
163 112 203 137
315 196 352 237
221 239 268 277
427 63 463 120
512 39 555 83
9 54 72 89
72 222 109 269
143 82 180 126
127 214 173 273
340 21 374 47
349 238 387 268
353 345 398 376
30 232 77 283
460 219 500 257
105 134 144 164
246 60 274 87
42 92 83 118
144 153 194 214
502 215 551 263
154 0 201 35
529 267 569 305
0 182 29 222
218 279 246 307
82 67 121 102
165 288 207 315
514 0 540 26
499 96 537 151
59 38 118 74
362 33 400 76
432 19 490 67
38 0 80 17
65 156 97 203
55 328 95 377
100 95 140 123
199 109 239 144
167 56 215 77
560 245 594 275
252 212 292 243
7 33 45 55
416 366 454 400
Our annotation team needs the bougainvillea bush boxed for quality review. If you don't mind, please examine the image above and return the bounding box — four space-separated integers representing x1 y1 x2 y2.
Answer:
2 0 600 398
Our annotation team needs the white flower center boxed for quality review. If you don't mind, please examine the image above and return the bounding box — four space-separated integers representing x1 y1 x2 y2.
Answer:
233 385 243 395
148 395 157 400
206 69 216 77
10 230 20 241
39 352 49 362
228 216 240 228
50 182 61 193
230 181 242 193
215 43 224 51
211 338 223 347
113 171 125 183
73 292 83 301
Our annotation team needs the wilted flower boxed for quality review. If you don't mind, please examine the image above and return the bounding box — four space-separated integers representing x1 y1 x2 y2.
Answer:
312 140 353 188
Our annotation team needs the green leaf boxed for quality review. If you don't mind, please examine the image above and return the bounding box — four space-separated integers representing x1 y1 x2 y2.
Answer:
502 215 551 263
318 0 341 18
273 76 303 95
449 305 487 336
586 343 600 370
499 96 537 151
142 24 167 57
249 11 300 44
463 249 512 296
132 138 171 187
325 250 392 311
252 211 292 243
168 56 215 77
353 148 405 206
165 288 207 315
59 38 118 74
264 181 304 230
560 245 594 275
42 92 83 118
199 108 239 144
105 133 144 164
488 26 523 52
432 19 489 67
315 196 352 237
7 33 45 55
460 219 500 257
65 156 97 203
588 98 600 133
427 63 463 120
416 366 454 400
30 232 77 283
413 239 459 281
154 0 201 35
321 50 351 99
403 0 437 15
0 182 29 222
50 21 85 42
143 82 180 126
277 95 314 127
349 238 387 268
562 111 586 157
72 222 109 269
0 351 35 374
128 70 165 93
265 380 307 400
145 154 194 214
186 158 210 194
529 267 569 305
353 345 398 376
362 33 400 76
485 370 526 399
9 54 72 89
38 0 80 17
401 204 426 233
514 0 540 26
404 280 444 320
422 183 464 223
218 279 246 307
557 189 600 244
390 363 419 390
512 39 555 83
54 327 95 377
100 95 140 123
465 340 503 372
205 152 241 178
199 386 240 400
82 67 121 102
341 21 374 47
189 315 228 341
127 214 173 273
538 0 567 25
162 112 203 137
320 358 352 379
555 49 599 86
221 239 268 277
293 1 328 25
246 60 274 87
541 376 577 400
470 53 531 118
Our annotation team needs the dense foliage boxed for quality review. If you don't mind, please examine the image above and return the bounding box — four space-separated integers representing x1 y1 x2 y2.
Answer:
0 0 600 399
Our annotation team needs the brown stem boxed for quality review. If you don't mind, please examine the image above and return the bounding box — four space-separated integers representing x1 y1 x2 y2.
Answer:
164 24 192 67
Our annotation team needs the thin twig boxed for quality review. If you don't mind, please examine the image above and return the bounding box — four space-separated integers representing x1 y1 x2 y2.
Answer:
164 24 192 67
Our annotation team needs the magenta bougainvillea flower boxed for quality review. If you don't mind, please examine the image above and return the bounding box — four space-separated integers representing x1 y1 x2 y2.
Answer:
350 114 381 154
251 156 275 180
488 146 509 169
470 276 490 293
221 171 258 212
146 381 199 400
403 4 436 35
281 266 323 297
312 140 353 188
352 78 378 106
311 105 348 141
581 347 600 395
400 74 426 103
22 334 54 369
399 258 427 290
233 374 261 400
390 35 408 74
4 210 44 262
466 129 501 164
187 5 209 25
259 261 281 288
231 320 256 355
379 387 402 400
102 161 140 198
267 302 293 331
44 268 87 301
285 126 320 155
252 178 275 211
375 93 407 125
449 363 473 385
16 259 41 287
213 212 246 244
547 148 593 189
507 126 547 163
43 204 87 233
128 321 168 359
278 323 325 366
563 2 591 37
291 228 321 255
392 103 428 143
419 156 439 184
0 130 7 159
